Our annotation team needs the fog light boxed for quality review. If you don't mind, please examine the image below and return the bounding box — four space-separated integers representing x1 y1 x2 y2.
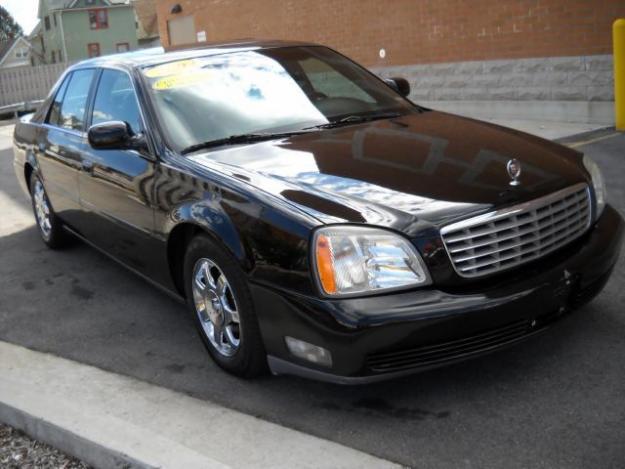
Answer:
285 337 332 367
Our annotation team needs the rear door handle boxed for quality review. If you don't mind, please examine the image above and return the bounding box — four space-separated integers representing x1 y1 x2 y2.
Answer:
81 160 94 174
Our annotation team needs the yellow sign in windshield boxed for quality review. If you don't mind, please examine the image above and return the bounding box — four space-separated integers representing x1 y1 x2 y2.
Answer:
152 70 211 90
145 59 201 78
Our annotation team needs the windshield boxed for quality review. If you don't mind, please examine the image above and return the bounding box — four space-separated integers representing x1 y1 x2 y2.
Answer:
141 46 413 152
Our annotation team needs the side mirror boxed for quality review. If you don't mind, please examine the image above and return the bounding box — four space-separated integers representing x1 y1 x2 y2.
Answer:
88 121 132 149
384 77 411 98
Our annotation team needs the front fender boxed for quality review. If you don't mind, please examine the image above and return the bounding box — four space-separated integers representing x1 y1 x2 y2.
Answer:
154 159 320 296
169 197 250 269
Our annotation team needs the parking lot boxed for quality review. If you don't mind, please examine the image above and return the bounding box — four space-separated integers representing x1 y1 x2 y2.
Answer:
0 123 624 469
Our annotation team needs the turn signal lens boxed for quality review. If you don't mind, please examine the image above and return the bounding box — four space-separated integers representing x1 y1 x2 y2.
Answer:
315 234 337 294
313 226 431 296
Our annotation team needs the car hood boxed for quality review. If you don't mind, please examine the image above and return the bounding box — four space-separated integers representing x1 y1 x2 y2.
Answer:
187 110 588 236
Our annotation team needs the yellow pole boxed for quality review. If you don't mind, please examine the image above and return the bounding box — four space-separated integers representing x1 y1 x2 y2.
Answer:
615 19 625 131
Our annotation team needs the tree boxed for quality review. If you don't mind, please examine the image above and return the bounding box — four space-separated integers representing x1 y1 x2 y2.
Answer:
0 6 23 42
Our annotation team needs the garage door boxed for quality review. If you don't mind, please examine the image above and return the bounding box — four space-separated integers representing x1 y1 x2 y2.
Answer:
167 15 196 46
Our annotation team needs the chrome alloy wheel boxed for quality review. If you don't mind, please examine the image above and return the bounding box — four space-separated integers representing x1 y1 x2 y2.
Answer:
192 258 241 357
33 179 52 238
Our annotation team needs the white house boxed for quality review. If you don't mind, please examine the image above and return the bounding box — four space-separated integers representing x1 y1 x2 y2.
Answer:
0 36 32 69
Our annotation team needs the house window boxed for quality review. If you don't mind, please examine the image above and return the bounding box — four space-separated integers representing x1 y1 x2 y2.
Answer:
116 42 129 53
15 48 28 58
89 9 108 29
58 49 63 62
53 13 57 27
87 43 100 58
44 16 50 30
51 50 56 63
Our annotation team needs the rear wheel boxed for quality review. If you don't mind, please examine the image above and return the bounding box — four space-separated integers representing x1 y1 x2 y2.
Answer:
29 174 70 249
183 234 267 377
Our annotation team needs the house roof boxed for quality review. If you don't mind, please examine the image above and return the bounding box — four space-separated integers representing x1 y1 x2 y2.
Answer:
0 39 17 62
46 0 78 11
39 0 130 17
29 21 42 38
133 0 159 40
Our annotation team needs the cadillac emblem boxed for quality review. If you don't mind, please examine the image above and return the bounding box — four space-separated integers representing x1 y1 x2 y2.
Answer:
507 158 521 186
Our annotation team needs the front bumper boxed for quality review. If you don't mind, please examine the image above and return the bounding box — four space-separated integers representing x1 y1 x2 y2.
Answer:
251 205 624 384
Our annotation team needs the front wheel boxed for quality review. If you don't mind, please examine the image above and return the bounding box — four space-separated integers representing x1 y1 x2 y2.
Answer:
183 234 267 378
29 174 70 249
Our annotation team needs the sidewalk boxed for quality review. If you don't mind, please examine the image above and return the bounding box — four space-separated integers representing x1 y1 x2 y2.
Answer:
0 341 399 469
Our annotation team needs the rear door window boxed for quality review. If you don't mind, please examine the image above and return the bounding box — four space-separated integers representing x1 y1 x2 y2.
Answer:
48 69 96 131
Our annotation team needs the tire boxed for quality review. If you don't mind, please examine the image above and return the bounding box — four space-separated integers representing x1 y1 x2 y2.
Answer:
29 173 71 249
183 234 267 378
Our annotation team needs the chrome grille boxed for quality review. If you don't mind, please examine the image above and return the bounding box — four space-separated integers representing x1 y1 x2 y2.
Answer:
441 184 591 278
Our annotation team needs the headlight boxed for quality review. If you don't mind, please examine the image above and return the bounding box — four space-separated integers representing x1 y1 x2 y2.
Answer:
313 226 431 297
583 155 607 218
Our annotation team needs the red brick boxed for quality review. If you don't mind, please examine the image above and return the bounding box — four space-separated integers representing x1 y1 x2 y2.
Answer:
156 0 625 66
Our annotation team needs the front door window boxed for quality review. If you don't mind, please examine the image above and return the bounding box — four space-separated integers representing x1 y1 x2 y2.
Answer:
91 69 143 135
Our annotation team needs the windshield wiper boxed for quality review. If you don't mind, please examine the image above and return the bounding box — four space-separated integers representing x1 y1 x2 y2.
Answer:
303 111 403 130
180 130 312 155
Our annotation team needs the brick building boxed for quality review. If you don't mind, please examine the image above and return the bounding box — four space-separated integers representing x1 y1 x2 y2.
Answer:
155 0 625 124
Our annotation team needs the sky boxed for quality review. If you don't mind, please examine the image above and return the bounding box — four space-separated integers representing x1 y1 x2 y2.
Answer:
1 0 40 35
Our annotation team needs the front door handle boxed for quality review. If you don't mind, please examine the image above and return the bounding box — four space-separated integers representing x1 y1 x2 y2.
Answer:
81 160 94 174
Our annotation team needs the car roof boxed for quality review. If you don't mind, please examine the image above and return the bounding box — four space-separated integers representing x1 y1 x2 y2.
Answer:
71 39 319 71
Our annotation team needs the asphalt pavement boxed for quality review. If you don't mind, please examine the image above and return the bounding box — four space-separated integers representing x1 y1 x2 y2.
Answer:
0 126 623 469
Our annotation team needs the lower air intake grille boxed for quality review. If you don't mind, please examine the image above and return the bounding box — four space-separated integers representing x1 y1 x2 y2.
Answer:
441 184 591 278
366 319 533 373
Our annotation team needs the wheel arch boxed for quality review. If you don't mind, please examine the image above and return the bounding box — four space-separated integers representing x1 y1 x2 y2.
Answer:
166 220 252 298
23 151 39 194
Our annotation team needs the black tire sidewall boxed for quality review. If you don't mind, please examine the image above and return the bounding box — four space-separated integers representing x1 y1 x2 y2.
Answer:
183 234 267 377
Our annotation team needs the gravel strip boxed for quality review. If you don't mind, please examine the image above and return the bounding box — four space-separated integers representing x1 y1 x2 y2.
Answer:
0 423 90 469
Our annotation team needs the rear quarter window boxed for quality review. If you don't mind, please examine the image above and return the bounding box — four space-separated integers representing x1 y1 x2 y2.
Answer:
47 75 70 126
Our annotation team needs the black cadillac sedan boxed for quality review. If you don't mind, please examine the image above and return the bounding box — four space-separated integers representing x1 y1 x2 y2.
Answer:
13 40 623 384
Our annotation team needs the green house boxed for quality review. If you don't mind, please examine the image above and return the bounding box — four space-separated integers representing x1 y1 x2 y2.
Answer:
31 0 138 64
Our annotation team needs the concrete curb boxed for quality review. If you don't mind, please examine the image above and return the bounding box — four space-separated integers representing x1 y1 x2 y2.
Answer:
0 402 155 469
0 341 399 469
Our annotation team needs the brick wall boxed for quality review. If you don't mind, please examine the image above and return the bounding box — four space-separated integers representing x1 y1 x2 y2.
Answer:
156 0 625 67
